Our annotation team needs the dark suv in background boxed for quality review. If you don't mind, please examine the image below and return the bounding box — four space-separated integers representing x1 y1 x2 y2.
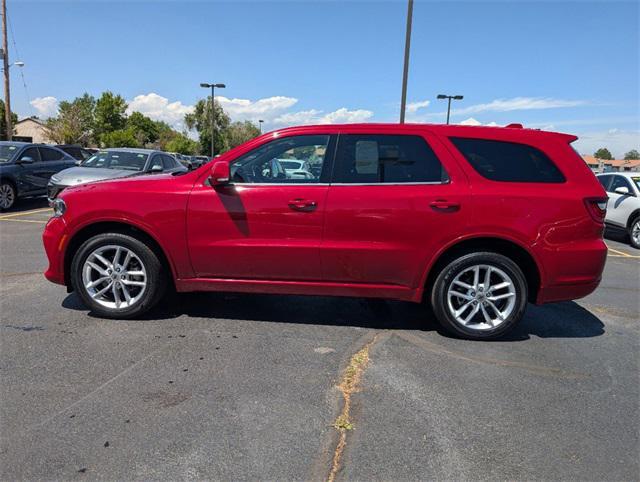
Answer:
0 142 76 210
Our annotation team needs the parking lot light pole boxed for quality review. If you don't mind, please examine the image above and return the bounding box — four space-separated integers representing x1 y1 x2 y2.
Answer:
258 119 264 133
399 0 414 124
200 82 226 158
437 94 463 124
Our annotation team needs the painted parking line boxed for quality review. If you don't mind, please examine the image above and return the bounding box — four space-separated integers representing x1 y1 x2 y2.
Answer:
0 208 51 220
0 218 47 224
607 246 640 259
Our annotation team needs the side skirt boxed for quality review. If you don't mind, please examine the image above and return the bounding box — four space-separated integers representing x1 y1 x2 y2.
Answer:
175 277 422 303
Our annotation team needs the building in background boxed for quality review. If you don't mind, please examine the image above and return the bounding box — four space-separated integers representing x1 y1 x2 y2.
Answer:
14 117 52 144
582 155 640 173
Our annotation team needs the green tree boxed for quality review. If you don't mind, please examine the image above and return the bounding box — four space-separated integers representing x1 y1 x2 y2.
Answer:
624 149 639 160
164 133 198 155
100 128 141 148
0 99 18 140
594 148 613 160
45 93 96 145
184 97 230 155
225 120 261 150
126 111 159 146
94 91 127 142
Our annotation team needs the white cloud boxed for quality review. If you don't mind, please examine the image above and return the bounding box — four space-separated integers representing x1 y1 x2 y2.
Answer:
274 107 373 126
406 100 430 113
573 129 640 159
30 96 58 118
126 93 194 131
216 95 298 121
454 97 587 116
459 117 482 126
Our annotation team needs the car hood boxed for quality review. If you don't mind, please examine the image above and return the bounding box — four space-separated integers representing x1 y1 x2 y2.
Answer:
50 167 141 186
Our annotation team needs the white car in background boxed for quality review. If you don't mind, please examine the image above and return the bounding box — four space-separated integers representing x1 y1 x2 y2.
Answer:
277 159 314 180
597 172 640 249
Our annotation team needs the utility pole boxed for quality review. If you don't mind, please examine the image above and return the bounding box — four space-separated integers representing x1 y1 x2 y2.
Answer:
399 0 413 124
1 0 11 141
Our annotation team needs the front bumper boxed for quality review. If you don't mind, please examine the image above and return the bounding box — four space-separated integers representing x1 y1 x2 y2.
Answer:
42 215 68 285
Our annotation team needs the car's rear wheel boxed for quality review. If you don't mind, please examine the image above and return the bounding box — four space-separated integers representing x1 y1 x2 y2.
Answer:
431 252 528 340
71 233 167 318
629 217 640 249
0 181 16 210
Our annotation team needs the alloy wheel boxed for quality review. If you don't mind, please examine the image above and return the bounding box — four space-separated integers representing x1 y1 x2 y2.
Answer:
82 244 147 310
446 264 517 331
0 184 15 209
632 220 640 247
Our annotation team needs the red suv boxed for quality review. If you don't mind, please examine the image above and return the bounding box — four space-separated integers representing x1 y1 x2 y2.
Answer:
43 124 608 340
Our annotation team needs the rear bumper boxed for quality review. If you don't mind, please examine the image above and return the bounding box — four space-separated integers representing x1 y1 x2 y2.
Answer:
42 216 68 285
535 239 607 304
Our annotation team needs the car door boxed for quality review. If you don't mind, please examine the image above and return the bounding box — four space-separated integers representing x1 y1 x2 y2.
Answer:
39 147 75 184
187 133 335 281
606 175 637 228
321 129 470 289
13 146 44 194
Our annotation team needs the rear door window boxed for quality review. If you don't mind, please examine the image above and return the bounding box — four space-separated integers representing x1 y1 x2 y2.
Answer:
450 137 565 183
162 155 176 170
333 134 448 183
39 147 65 161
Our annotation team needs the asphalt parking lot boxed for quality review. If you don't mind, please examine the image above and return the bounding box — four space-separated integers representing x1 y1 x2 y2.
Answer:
1 199 638 481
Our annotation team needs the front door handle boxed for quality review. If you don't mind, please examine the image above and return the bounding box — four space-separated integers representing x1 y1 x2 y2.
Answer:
288 198 317 212
430 200 460 212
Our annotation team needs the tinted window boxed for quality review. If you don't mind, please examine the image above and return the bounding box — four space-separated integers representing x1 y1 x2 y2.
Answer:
333 134 447 183
20 147 41 162
39 147 65 161
597 175 612 190
161 155 175 170
609 175 633 194
230 135 330 184
450 137 565 183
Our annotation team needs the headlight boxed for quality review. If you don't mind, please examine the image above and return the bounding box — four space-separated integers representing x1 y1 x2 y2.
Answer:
52 198 66 217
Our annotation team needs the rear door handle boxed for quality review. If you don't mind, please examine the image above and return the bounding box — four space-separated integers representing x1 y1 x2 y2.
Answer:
288 198 317 212
430 200 460 212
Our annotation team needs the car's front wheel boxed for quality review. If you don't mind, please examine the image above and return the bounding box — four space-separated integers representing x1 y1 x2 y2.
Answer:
71 233 167 318
0 181 16 210
431 252 528 340
629 217 640 249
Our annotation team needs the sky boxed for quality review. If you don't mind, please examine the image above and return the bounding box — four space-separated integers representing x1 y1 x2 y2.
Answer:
8 0 640 157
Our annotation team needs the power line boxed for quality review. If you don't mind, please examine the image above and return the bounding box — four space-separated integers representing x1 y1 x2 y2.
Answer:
7 9 33 117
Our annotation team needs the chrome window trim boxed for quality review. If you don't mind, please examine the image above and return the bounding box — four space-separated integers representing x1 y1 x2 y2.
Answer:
228 181 448 187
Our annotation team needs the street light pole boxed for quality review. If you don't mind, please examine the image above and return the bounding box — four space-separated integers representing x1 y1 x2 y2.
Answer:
200 82 226 158
1 0 11 141
258 119 264 133
399 0 414 124
436 94 464 124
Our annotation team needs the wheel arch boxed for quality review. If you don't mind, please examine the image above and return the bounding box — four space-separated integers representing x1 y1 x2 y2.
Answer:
63 221 176 290
422 236 542 303
627 209 640 230
0 176 17 193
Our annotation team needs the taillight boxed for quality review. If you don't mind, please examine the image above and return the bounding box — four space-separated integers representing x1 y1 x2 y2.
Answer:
584 197 608 223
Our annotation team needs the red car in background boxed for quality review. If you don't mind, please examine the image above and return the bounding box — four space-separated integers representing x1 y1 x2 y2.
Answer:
43 123 608 340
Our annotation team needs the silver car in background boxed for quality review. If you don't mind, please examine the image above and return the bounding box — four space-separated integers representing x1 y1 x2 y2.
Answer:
47 148 187 201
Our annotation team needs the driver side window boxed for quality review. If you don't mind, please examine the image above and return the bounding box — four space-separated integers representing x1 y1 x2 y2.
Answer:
230 135 330 184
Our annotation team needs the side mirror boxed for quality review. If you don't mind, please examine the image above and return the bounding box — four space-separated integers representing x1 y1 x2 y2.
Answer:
209 161 230 186
614 186 630 195
17 156 34 164
149 164 163 173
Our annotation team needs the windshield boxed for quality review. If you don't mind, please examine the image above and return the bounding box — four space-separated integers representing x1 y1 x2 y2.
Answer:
0 145 19 163
81 151 148 171
632 176 640 193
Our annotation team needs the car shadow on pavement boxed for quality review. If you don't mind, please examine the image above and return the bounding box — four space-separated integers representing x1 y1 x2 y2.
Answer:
62 292 605 341
1 196 49 213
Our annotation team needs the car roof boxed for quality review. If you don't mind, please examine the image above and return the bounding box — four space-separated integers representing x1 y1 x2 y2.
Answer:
101 147 162 155
598 172 640 179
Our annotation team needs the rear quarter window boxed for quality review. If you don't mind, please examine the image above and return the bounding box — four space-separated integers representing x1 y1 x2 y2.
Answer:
450 137 565 183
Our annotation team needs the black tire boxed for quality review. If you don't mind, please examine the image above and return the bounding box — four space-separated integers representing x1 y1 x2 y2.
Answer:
71 232 167 319
0 181 16 210
430 252 528 340
629 217 640 250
